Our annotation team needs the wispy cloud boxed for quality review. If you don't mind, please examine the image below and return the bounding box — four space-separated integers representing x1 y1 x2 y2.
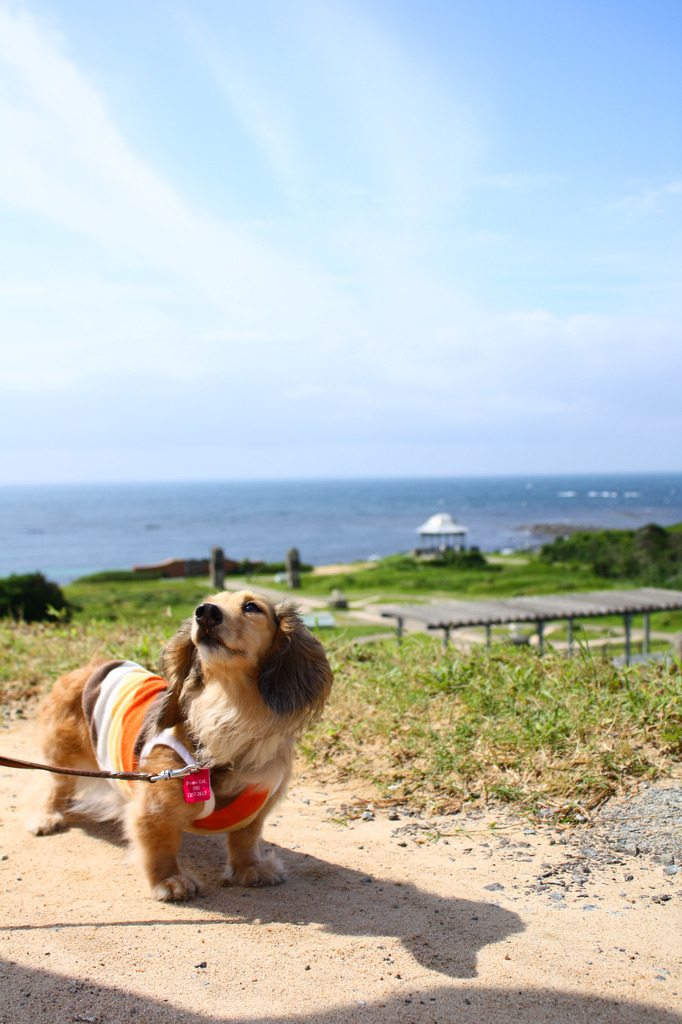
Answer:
296 2 482 219
479 173 562 191
0 5 359 390
0 0 481 403
0 1 680 481
607 179 682 215
186 0 481 227
185 23 306 205
0 8 190 240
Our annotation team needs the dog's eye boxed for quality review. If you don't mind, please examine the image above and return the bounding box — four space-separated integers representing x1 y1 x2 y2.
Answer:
243 601 263 615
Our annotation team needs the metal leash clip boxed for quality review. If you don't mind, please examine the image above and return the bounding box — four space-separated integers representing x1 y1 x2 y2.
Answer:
147 764 205 783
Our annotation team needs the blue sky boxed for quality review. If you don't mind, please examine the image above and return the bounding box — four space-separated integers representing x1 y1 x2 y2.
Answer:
1 0 680 483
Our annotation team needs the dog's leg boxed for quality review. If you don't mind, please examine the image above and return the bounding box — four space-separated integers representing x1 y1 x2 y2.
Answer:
27 668 97 835
125 778 201 902
26 771 79 835
222 807 286 887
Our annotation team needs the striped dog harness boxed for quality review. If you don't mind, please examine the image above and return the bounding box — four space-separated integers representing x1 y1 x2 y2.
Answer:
82 661 281 834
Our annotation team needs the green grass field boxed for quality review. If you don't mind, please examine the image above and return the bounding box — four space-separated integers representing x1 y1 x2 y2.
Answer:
275 552 613 599
61 552 682 634
1 548 681 819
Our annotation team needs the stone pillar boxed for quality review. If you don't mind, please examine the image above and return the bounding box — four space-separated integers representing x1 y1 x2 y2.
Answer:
210 547 225 589
286 547 300 589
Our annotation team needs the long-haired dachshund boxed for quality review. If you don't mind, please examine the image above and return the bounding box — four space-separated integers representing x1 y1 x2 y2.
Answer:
27 590 333 900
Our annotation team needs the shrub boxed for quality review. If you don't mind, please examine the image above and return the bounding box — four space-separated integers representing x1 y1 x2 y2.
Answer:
74 569 163 583
540 523 682 585
432 545 492 570
0 573 71 622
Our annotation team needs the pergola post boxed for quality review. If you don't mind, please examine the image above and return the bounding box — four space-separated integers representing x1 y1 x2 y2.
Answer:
537 620 545 655
485 624 492 648
643 612 650 655
567 617 574 656
624 612 632 666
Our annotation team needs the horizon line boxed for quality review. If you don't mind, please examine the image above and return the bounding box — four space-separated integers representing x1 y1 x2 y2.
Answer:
1 468 682 489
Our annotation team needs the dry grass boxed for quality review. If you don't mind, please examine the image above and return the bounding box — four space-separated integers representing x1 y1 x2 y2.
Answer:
302 634 682 818
0 620 171 710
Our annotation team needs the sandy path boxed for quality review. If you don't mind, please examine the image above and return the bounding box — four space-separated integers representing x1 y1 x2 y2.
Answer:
1 714 680 1024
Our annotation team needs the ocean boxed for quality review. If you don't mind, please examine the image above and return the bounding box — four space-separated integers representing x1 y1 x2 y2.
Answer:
1 473 681 585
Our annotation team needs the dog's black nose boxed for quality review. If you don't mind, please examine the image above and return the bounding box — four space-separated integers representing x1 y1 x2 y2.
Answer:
195 603 223 626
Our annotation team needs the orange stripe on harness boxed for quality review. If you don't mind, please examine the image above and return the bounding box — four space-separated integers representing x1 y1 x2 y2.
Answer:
118 675 167 773
190 784 271 833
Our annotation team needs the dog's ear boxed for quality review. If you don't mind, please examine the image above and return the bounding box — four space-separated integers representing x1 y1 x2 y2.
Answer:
258 602 333 721
156 619 199 729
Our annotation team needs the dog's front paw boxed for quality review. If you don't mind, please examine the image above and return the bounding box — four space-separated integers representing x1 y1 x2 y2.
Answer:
222 850 286 888
151 871 202 902
26 810 68 835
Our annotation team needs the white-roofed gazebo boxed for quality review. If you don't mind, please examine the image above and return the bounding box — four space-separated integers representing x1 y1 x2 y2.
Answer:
416 512 469 552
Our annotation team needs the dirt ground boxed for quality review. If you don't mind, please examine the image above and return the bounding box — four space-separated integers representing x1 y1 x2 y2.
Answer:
1 713 680 1024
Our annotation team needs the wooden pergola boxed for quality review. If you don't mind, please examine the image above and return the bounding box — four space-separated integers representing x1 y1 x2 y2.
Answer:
380 587 682 665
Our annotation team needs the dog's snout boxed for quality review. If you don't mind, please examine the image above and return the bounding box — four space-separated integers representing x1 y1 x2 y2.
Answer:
195 603 223 626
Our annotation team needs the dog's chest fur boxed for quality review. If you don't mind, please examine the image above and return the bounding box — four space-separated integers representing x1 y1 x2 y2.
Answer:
184 681 293 786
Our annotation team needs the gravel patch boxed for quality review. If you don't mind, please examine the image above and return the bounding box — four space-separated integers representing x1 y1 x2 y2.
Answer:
592 783 682 865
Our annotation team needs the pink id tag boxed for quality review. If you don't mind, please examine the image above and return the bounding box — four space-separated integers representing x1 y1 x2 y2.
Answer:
183 769 211 803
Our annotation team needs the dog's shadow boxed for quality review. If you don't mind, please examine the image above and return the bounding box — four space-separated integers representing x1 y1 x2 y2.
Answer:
61 814 127 848
183 835 524 980
49 819 523 980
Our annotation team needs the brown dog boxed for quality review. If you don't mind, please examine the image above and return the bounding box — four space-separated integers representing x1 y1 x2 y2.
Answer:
27 590 333 900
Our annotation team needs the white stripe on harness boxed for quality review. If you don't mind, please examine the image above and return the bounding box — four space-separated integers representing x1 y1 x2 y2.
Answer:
140 728 215 820
92 661 145 773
